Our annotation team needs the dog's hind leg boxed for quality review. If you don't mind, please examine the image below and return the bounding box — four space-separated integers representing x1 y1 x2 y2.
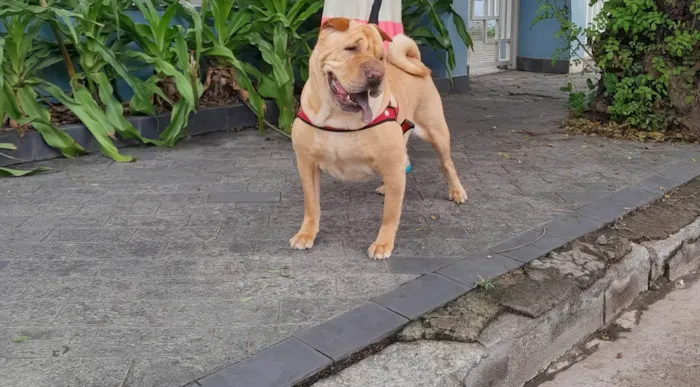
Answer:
413 115 468 204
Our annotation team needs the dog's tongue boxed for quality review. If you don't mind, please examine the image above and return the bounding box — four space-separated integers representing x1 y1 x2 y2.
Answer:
354 93 373 124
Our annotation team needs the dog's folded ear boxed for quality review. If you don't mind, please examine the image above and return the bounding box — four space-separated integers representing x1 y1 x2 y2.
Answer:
371 24 393 42
322 17 351 32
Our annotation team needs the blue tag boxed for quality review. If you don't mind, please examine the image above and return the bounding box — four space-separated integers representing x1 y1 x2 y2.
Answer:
405 159 412 173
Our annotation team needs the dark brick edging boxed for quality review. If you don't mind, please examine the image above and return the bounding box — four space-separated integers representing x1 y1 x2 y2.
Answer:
0 76 467 168
0 102 278 167
184 156 700 387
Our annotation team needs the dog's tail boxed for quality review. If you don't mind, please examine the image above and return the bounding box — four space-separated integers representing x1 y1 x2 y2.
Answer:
388 34 432 77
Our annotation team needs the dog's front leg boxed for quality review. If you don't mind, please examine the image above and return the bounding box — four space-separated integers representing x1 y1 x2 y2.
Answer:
290 156 321 250
368 167 406 260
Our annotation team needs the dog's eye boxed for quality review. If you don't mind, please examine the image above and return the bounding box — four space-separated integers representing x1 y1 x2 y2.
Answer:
379 55 385 60
345 46 357 52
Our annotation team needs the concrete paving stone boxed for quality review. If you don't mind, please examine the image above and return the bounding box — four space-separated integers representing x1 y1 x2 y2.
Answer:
0 228 52 242
372 273 470 319
177 181 249 193
218 225 301 241
208 191 281 204
18 215 107 229
544 214 605 241
0 326 96 358
88 327 213 356
0 216 28 228
434 235 495 257
156 202 238 217
0 243 76 260
198 337 331 387
575 197 634 223
279 298 365 324
0 300 63 325
187 212 269 228
337 274 399 298
77 202 160 216
0 358 130 387
210 325 304 357
72 242 165 259
637 173 686 194
397 225 470 240
2 193 95 206
161 241 255 259
129 278 241 299
269 210 349 227
556 190 611 205
97 259 169 278
0 278 27 300
123 357 229 387
657 159 700 180
136 193 209 203
54 299 172 327
131 226 221 243
0 260 103 278
21 278 132 299
231 274 336 298
490 228 568 263
81 193 138 205
44 227 135 243
0 203 80 217
385 238 437 257
105 214 190 228
437 251 522 287
167 299 280 327
295 302 407 361
101 182 181 194
388 257 461 274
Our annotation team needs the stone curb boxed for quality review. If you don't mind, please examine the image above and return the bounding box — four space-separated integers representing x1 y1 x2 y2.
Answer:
0 102 278 167
185 159 700 387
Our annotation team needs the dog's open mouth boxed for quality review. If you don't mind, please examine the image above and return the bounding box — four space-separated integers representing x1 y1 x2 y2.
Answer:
328 73 373 123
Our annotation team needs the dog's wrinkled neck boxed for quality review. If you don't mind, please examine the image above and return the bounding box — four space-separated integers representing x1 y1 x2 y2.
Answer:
300 52 391 130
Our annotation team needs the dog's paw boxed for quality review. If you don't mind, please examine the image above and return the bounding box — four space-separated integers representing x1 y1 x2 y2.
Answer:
289 232 316 250
368 240 394 260
449 186 468 204
375 185 386 195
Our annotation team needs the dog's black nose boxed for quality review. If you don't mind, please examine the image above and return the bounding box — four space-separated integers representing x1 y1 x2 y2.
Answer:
366 68 383 85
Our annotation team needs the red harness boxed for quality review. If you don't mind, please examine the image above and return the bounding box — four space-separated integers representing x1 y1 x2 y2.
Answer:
296 104 415 134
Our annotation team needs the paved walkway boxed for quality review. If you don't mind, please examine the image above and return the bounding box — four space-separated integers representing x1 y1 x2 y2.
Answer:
0 72 697 387
537 276 700 387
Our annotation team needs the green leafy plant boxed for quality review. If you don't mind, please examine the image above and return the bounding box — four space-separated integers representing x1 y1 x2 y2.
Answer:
402 0 474 77
0 8 87 159
245 0 324 133
535 0 700 135
198 0 265 130
119 0 203 146
0 143 52 176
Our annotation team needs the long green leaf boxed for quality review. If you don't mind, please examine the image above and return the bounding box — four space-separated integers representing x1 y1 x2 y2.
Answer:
95 72 162 146
16 85 86 158
159 98 192 146
38 82 133 162
248 33 290 86
86 36 157 115
0 143 17 151
0 166 52 177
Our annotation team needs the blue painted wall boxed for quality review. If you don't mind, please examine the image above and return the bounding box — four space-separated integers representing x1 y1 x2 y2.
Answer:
419 0 469 78
518 0 571 60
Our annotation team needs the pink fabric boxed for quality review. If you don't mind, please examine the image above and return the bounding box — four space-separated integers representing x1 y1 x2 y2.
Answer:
321 17 403 51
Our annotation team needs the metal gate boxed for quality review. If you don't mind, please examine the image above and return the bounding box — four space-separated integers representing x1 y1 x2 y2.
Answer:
470 0 518 68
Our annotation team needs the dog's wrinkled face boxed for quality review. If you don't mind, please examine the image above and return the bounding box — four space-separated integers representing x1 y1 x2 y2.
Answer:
315 18 392 123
